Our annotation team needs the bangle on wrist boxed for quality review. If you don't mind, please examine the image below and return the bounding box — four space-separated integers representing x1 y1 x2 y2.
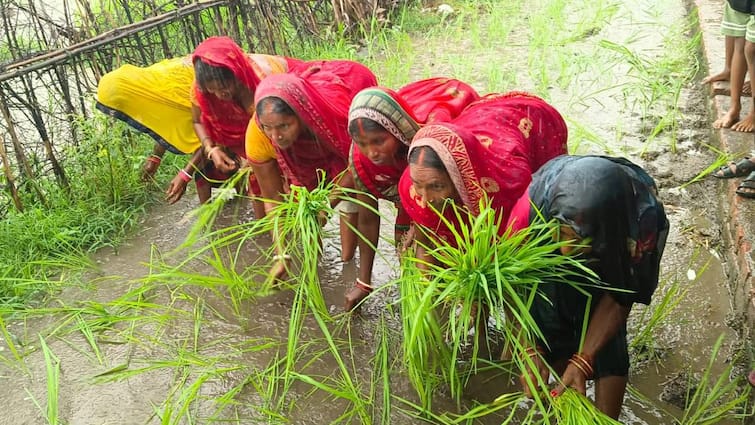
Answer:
273 254 292 261
178 169 193 183
146 154 162 165
355 278 374 293
568 352 594 379
206 145 221 160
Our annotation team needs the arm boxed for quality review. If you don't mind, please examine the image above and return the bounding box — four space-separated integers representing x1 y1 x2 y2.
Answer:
165 149 205 204
356 192 380 286
557 293 631 394
328 167 355 209
192 105 237 173
251 159 285 214
412 229 436 271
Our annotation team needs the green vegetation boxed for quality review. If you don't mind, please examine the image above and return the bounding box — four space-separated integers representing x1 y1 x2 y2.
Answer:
0 0 748 424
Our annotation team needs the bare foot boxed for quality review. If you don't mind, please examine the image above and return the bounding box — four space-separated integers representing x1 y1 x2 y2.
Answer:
713 110 740 129
701 70 730 85
268 258 290 285
732 112 755 132
344 284 370 311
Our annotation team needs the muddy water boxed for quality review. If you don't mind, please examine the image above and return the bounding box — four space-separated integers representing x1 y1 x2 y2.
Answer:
0 0 750 424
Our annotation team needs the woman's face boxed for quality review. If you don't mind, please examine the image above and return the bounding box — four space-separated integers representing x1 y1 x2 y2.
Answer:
556 224 593 256
352 127 402 166
409 163 459 211
203 79 239 101
258 101 304 150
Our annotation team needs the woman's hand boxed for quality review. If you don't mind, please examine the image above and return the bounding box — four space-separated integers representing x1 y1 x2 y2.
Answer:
519 350 550 397
553 361 588 396
165 174 189 204
208 146 239 174
268 255 291 285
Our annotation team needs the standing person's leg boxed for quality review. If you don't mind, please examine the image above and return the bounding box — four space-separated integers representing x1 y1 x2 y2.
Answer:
703 35 735 84
732 16 755 132
714 3 750 128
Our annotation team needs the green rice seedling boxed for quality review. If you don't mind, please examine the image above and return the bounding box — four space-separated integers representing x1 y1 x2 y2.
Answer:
678 146 744 189
393 390 534 425
25 335 61 425
676 335 752 425
399 200 602 410
0 314 27 370
549 388 622 424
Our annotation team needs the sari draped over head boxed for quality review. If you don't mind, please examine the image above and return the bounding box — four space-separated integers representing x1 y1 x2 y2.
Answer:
348 77 480 203
398 91 568 242
254 60 377 189
192 36 296 157
507 155 669 306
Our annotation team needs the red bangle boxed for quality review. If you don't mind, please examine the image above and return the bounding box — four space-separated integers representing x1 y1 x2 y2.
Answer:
146 154 162 165
355 278 374 293
178 169 193 183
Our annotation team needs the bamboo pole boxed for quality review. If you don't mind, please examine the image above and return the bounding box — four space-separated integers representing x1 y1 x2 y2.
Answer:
0 133 24 212
0 87 48 207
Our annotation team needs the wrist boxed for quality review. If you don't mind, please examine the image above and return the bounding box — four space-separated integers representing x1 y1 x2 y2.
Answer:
178 169 193 183
568 352 594 379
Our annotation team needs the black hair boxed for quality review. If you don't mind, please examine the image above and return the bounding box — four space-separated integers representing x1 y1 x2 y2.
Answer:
193 58 236 92
348 117 388 137
408 145 446 171
256 97 296 117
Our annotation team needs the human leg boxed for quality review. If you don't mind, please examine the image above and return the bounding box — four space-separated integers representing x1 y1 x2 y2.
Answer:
714 4 749 127
594 375 628 420
702 35 735 84
733 18 755 131
715 36 747 128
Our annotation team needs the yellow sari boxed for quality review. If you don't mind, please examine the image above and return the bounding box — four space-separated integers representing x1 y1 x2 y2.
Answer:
96 54 289 155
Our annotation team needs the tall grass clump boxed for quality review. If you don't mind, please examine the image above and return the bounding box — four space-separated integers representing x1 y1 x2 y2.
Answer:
0 114 155 308
676 335 752 425
399 201 599 411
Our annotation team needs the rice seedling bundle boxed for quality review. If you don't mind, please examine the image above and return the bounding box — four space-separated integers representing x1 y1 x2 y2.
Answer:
550 389 622 424
400 200 598 409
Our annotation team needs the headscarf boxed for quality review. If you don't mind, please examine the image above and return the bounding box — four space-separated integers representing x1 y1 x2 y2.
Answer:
254 60 377 189
509 155 668 306
191 37 263 156
399 91 568 241
348 78 480 202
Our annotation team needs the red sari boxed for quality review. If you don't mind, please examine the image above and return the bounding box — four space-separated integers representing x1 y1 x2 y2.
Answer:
254 60 378 189
398 91 568 242
192 36 301 158
349 78 480 204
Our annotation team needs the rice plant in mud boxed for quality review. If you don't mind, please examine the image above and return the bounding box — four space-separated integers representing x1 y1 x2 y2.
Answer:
148 170 378 419
397 200 601 412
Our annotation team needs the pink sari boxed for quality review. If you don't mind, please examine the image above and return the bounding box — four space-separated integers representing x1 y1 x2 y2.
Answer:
399 91 568 242
254 60 377 189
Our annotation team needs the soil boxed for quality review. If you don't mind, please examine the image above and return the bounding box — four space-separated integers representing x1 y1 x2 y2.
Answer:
0 1 750 424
